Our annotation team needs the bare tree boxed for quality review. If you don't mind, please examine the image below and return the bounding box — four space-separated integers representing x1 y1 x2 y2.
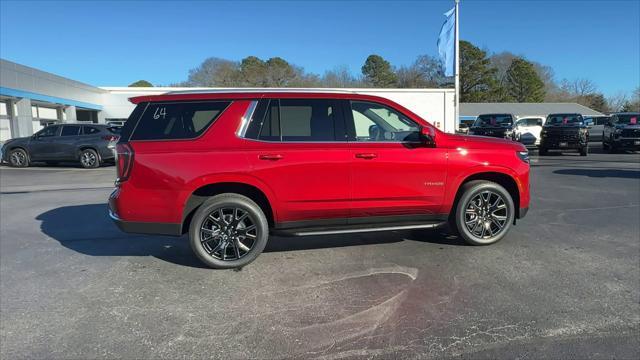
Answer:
607 92 629 112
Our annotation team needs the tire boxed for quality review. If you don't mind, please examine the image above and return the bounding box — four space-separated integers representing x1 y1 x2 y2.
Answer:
539 147 548 156
579 145 588 156
189 194 269 269
79 149 100 168
8 148 29 167
452 180 515 246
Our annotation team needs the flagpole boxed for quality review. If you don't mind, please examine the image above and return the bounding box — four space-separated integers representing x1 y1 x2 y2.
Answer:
454 0 460 132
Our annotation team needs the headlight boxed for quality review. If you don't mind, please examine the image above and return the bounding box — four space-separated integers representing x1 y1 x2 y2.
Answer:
516 150 530 164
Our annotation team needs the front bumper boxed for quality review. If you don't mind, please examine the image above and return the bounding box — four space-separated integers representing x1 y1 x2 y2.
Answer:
612 138 640 149
540 139 586 150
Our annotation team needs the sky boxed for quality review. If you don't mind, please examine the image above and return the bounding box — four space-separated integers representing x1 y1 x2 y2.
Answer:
1 0 639 97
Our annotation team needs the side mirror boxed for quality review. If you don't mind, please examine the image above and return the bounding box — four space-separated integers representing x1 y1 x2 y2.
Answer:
420 127 436 146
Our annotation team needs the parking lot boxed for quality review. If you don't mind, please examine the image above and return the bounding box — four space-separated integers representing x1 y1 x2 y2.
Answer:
1 145 639 359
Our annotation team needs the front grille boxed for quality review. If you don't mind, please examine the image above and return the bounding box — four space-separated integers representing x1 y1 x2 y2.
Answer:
621 128 640 138
544 131 579 141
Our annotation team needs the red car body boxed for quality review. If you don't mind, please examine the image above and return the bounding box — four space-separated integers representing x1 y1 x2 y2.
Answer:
109 91 529 256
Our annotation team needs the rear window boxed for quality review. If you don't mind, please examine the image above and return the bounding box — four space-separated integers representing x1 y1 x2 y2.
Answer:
130 101 230 141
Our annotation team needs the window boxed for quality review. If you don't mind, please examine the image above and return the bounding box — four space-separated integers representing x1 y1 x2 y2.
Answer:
350 101 419 142
83 126 101 135
546 114 583 125
37 126 59 137
474 114 513 127
258 100 281 141
247 99 341 142
131 101 230 141
61 125 80 136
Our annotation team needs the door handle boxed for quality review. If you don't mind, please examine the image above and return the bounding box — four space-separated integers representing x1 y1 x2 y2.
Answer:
259 154 283 161
355 153 378 159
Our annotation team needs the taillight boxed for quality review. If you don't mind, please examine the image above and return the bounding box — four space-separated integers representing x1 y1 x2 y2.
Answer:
116 143 134 183
103 135 119 141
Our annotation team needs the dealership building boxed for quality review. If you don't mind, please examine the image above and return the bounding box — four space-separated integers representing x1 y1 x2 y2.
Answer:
0 58 603 142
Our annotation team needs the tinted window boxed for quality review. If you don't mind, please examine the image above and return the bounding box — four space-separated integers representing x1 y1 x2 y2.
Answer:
82 126 101 135
107 126 121 134
525 118 543 126
474 114 513 127
615 114 639 125
248 99 340 142
258 100 281 141
351 101 419 142
131 101 230 140
280 99 337 141
546 114 583 125
61 125 81 136
37 126 59 137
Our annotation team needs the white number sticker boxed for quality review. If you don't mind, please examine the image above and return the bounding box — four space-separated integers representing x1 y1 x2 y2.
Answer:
153 107 167 120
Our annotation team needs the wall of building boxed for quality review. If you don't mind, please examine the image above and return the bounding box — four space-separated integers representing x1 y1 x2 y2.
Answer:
0 59 106 138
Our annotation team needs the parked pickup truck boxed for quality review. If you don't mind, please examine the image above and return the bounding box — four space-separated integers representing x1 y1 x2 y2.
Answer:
602 112 640 152
468 114 514 139
539 113 589 156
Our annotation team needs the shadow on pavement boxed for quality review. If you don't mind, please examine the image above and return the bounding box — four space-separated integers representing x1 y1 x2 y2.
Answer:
36 204 208 269
553 168 640 179
37 204 464 267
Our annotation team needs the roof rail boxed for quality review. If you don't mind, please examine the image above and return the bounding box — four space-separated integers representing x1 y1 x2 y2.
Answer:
165 88 360 95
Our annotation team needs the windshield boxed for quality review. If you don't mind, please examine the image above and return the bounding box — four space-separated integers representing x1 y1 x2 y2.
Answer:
546 114 583 126
616 114 639 125
473 114 513 127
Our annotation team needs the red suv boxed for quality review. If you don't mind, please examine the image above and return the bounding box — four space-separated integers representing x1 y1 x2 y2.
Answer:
109 91 530 269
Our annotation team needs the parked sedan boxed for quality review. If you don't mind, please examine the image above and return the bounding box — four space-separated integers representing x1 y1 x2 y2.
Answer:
1 124 119 168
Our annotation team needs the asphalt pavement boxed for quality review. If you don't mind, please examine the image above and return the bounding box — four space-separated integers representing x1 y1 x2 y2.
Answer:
1 146 639 359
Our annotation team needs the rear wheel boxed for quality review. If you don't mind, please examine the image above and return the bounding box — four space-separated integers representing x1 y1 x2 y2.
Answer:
8 148 29 167
79 149 100 168
189 194 269 269
453 181 515 246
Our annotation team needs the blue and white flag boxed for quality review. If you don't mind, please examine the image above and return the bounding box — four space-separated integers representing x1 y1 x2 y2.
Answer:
437 6 456 77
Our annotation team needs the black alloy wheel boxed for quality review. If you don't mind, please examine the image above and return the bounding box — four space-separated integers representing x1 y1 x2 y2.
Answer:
454 180 515 246
189 194 269 269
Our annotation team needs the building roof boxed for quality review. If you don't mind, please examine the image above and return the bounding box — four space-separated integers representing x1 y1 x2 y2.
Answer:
461 103 603 118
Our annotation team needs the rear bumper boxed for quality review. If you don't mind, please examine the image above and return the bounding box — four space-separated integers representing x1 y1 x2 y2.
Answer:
108 191 182 236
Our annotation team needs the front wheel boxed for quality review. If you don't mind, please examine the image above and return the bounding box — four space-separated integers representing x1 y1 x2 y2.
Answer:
8 148 29 167
79 149 100 168
189 194 269 269
453 181 515 246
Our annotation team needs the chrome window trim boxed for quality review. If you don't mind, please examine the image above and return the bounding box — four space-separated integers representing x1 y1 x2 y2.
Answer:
236 100 259 138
